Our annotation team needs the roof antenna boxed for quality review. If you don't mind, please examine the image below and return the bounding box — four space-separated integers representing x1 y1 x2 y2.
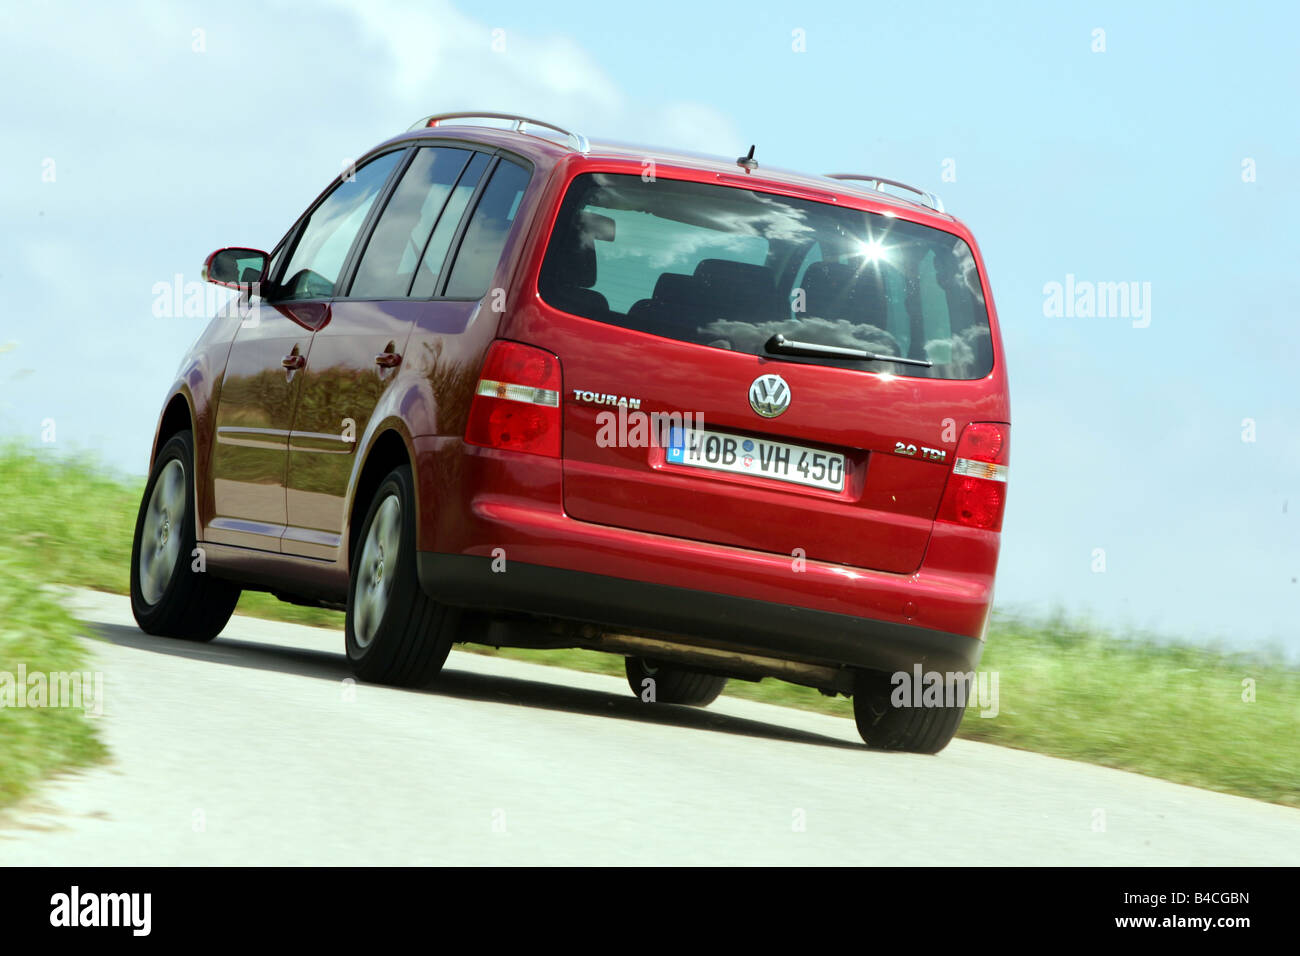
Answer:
736 144 758 173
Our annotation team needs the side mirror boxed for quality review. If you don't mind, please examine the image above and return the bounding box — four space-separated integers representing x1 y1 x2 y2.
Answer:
203 247 268 289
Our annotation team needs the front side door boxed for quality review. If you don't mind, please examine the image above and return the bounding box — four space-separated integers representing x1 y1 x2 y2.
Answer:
207 298 322 550
207 149 404 552
283 145 488 559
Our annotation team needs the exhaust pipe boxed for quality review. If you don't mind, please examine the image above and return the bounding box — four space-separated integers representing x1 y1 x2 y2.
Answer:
590 630 850 694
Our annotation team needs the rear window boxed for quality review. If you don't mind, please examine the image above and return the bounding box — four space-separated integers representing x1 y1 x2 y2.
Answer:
538 173 993 379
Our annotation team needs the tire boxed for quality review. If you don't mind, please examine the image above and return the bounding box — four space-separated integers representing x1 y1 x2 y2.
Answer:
625 657 728 707
345 464 460 687
130 430 240 640
851 668 966 754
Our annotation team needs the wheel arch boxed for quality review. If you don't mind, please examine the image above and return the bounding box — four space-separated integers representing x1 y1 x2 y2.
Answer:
151 390 196 469
347 425 418 567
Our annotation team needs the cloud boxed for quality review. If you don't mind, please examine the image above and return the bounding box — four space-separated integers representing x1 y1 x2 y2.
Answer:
324 0 740 155
324 0 622 119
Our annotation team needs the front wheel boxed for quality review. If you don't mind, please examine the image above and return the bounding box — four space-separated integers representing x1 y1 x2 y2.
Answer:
851 668 966 753
625 657 728 707
345 465 460 687
129 430 240 640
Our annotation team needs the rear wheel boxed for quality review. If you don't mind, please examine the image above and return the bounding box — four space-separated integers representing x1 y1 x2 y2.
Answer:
852 668 965 753
345 465 460 687
130 430 240 640
625 657 728 707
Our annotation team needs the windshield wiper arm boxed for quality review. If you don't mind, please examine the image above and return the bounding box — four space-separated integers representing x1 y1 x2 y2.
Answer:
763 333 933 368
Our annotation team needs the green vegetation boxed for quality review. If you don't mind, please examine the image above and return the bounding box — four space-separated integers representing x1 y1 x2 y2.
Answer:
0 443 342 626
0 552 109 805
966 616 1300 807
1 444 1296 808
0 549 108 806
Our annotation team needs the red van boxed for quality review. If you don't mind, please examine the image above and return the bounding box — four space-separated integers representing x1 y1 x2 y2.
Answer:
131 112 1010 753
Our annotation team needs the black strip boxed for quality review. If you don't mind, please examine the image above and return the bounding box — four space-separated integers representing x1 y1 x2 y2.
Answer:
6 868 1284 937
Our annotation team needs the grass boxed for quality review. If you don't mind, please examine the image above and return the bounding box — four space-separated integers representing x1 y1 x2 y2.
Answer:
967 616 1300 806
1 443 1297 808
0 442 340 626
0 550 108 806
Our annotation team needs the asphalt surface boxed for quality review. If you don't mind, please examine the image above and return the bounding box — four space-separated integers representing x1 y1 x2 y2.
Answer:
2 589 1297 865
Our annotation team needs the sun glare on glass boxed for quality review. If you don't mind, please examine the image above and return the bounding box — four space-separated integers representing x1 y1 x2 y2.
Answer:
855 238 890 262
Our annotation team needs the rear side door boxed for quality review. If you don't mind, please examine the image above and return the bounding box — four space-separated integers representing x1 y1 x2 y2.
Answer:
208 149 404 551
282 145 488 559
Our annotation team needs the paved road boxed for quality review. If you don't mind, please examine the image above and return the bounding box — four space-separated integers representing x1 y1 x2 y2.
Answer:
2 589 1297 865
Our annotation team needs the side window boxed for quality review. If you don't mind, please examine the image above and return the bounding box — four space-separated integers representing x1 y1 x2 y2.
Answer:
916 250 953 362
586 206 768 313
275 151 403 301
261 241 287 293
443 159 532 298
874 250 951 363
409 152 491 298
883 268 910 355
349 147 472 298
790 242 823 318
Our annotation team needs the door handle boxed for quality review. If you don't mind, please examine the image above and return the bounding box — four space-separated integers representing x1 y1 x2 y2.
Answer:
282 352 306 370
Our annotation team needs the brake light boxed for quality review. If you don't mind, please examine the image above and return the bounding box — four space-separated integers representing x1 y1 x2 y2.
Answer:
465 340 562 457
936 422 1009 531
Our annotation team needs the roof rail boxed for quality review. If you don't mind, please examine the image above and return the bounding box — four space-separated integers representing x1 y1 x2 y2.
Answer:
407 111 590 154
823 173 944 213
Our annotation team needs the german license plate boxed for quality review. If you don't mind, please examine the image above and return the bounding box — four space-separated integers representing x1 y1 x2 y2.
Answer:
665 427 846 492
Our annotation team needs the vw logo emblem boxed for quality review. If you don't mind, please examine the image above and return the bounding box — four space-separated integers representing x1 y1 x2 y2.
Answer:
749 373 791 418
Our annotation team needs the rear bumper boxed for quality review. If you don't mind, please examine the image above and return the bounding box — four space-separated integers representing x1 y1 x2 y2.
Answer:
413 438 998 674
419 553 983 674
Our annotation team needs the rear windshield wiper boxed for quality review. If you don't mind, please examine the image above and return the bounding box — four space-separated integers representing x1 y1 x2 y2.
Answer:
764 333 933 368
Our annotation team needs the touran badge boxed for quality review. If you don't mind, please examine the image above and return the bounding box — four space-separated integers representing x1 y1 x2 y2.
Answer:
749 373 791 418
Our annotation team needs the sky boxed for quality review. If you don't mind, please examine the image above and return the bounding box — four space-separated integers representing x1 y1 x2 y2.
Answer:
2 0 1297 655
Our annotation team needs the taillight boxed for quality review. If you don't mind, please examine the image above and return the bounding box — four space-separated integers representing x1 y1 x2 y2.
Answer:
465 340 562 457
936 422 1009 531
